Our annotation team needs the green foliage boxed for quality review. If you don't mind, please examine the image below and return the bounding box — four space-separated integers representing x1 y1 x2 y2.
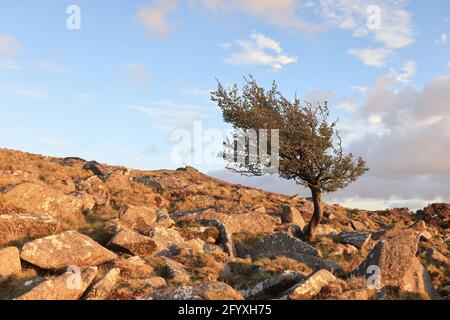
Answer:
211 76 369 193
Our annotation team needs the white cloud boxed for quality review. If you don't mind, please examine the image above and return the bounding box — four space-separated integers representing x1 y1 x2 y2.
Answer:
33 61 67 73
208 73 450 209
181 87 212 98
218 42 232 49
351 85 369 94
137 0 179 37
319 0 414 67
347 48 391 67
435 33 448 45
320 0 414 49
122 64 150 87
224 32 297 70
125 101 212 131
0 34 21 57
390 59 416 84
3 85 47 99
0 59 20 70
194 0 325 33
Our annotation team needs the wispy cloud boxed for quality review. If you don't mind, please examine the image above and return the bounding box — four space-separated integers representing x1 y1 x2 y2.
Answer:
180 87 212 98
435 33 448 45
194 0 325 33
224 32 297 70
125 101 212 131
33 60 68 73
347 48 391 67
390 60 416 84
320 0 414 67
0 59 20 71
137 0 179 37
0 34 21 57
2 85 47 100
122 64 150 87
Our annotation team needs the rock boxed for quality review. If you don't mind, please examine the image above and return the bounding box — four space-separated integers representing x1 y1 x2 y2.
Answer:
85 268 121 300
108 227 156 256
68 191 96 212
75 175 109 206
0 169 38 186
118 204 158 233
177 210 280 235
197 219 235 257
334 289 369 300
236 233 341 272
113 256 155 279
132 175 164 193
21 231 117 270
177 238 208 255
417 203 449 229
287 224 303 238
147 227 188 256
426 248 449 265
400 257 440 300
143 277 167 288
161 257 191 283
240 271 305 299
0 247 21 282
0 182 85 226
408 220 432 241
344 244 359 256
60 157 86 165
279 269 344 300
351 220 366 231
354 229 420 287
250 204 266 214
156 210 175 228
0 214 58 245
315 224 338 236
279 206 305 230
239 232 318 257
151 282 243 300
334 231 371 249
83 161 108 180
16 266 98 300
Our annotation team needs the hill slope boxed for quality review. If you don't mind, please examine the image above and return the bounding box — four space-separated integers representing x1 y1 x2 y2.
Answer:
0 148 448 300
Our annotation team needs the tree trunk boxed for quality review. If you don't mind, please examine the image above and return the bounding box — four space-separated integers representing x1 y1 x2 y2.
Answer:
304 187 323 241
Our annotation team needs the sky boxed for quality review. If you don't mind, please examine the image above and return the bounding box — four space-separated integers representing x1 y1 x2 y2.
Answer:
0 0 449 210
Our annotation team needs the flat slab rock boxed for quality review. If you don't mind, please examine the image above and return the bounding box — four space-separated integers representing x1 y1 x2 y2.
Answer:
161 257 191 284
150 282 244 300
118 204 158 233
108 227 157 256
85 267 121 300
334 231 371 249
0 213 58 245
237 232 342 272
240 270 305 299
355 229 421 287
0 247 22 282
400 257 440 300
176 210 281 235
0 182 85 225
279 269 345 300
21 230 117 270
16 266 98 300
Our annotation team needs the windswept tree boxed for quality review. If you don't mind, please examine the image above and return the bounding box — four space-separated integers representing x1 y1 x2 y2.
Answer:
211 77 369 241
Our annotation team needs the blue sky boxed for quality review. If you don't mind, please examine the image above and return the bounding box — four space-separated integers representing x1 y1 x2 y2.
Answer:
1 1 449 209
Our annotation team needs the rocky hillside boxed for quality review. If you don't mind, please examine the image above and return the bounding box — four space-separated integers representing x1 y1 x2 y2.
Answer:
0 148 448 300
